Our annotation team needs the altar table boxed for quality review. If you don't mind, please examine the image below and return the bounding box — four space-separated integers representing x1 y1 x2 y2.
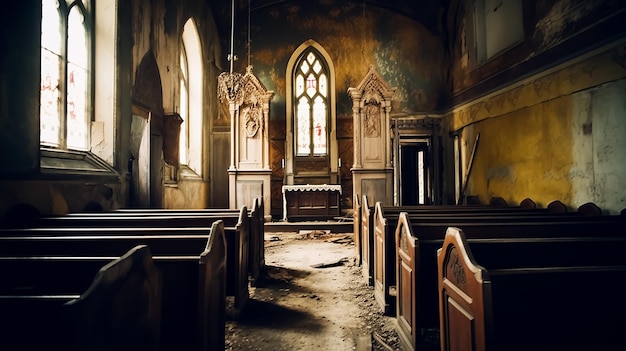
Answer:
282 184 342 221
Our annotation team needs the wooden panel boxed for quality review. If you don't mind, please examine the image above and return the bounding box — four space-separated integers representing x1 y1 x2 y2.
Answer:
444 296 476 351
361 196 373 285
373 202 395 315
439 239 485 351
373 219 387 313
396 214 417 351
284 189 340 221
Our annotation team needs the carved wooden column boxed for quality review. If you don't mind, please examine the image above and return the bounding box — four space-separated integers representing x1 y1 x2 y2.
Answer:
347 65 395 206
219 65 274 219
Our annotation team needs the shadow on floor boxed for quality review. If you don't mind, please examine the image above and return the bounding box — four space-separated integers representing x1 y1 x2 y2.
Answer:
235 299 324 332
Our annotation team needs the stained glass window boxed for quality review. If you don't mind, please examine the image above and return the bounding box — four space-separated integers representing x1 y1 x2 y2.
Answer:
40 0 91 150
294 49 328 156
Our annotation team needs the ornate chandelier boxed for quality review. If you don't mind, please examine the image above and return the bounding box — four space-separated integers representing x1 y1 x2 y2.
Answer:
217 0 244 104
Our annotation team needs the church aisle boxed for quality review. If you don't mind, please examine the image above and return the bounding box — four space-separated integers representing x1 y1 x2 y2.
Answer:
225 231 404 351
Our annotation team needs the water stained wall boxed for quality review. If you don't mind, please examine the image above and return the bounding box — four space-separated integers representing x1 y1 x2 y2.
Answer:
232 0 446 117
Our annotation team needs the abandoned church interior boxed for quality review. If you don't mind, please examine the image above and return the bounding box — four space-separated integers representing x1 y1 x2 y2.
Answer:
1 0 626 350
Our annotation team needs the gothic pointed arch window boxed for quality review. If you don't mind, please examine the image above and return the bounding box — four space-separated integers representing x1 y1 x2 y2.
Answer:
40 0 92 150
294 48 329 156
285 40 337 184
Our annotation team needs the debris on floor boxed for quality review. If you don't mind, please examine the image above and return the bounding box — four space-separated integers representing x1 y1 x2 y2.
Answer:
329 234 353 244
298 229 331 239
264 266 293 283
310 257 349 268
372 331 395 351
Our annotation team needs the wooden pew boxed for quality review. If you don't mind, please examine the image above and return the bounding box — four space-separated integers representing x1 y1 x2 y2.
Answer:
366 200 508 285
60 199 266 287
374 201 621 315
247 198 265 287
437 226 626 351
394 213 626 351
359 200 550 285
361 195 374 285
353 193 362 266
1 244 163 351
0 220 228 351
31 206 251 317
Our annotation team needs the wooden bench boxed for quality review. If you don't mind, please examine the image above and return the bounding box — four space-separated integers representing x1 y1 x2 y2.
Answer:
50 198 265 287
0 220 228 351
360 195 374 285
353 194 362 266
372 202 534 315
31 207 252 317
358 199 552 285
373 203 623 315
394 213 626 351
438 226 626 351
1 244 163 351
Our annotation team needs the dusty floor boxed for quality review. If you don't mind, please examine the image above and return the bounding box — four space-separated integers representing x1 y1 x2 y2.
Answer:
224 231 405 351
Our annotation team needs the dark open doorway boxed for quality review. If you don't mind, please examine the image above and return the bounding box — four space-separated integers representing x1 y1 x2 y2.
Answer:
400 142 430 205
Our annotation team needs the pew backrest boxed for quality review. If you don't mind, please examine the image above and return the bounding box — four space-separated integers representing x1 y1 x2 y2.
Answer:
392 210 625 351
64 244 162 351
437 226 626 351
0 220 228 351
353 194 362 266
361 195 374 285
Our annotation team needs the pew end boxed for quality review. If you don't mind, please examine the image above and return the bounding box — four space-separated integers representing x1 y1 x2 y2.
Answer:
63 244 162 351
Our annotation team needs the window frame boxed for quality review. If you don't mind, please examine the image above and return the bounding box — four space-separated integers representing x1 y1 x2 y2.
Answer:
40 0 94 151
293 48 330 158
472 0 524 66
39 0 118 181
176 18 204 180
284 40 338 184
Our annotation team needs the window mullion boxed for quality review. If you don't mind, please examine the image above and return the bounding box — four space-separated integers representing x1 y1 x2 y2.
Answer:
59 12 69 150
309 98 314 156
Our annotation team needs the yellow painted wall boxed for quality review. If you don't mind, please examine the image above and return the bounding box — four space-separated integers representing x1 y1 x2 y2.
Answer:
163 180 210 209
448 41 626 210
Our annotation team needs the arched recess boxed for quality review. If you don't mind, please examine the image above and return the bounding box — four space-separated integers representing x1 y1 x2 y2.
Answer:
285 39 338 185
131 50 164 208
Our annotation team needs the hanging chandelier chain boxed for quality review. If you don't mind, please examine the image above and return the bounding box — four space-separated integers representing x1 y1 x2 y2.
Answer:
247 0 251 67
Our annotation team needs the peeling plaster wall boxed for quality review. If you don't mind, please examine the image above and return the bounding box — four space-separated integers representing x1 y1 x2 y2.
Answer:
447 44 626 213
443 0 626 213
130 0 223 209
571 79 626 213
243 1 446 117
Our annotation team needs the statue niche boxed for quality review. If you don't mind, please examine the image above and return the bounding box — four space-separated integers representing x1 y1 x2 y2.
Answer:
363 101 380 138
242 104 262 138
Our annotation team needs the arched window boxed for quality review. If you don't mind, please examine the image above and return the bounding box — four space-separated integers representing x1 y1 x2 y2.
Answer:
40 0 91 150
179 19 203 176
294 49 329 156
285 40 338 185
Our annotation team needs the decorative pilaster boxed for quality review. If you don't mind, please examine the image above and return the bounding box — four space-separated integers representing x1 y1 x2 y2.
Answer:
348 65 395 206
218 66 274 219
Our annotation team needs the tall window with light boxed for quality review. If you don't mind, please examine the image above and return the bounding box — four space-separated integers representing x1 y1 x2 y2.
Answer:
294 49 328 157
40 0 91 150
179 19 203 176
179 44 189 166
